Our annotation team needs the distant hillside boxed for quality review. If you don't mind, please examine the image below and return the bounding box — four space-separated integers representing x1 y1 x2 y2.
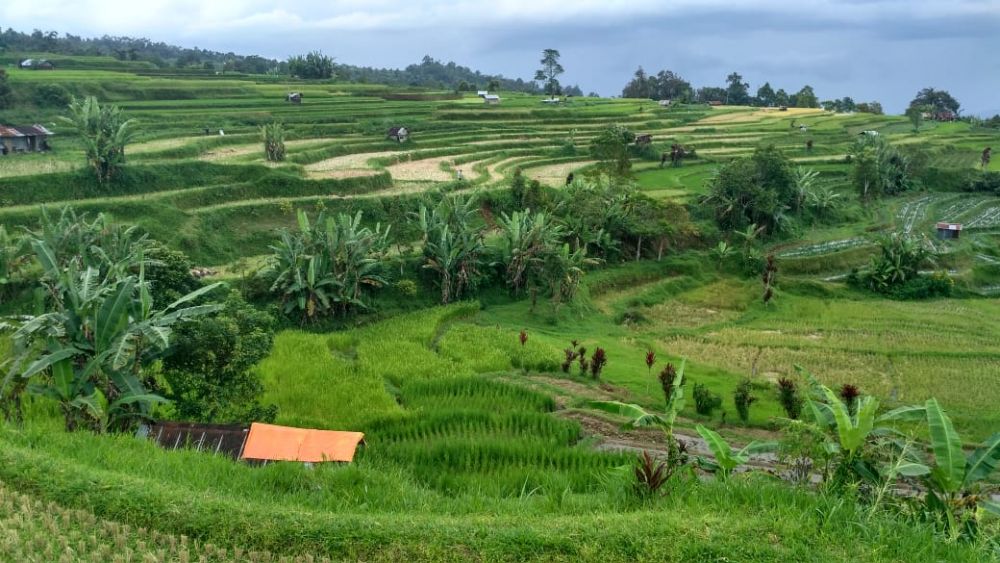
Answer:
0 28 547 93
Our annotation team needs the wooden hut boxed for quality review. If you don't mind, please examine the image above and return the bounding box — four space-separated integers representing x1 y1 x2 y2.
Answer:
936 222 962 240
286 92 302 104
0 124 53 154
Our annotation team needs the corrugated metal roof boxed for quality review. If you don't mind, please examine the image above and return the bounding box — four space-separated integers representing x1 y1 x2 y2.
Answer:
0 126 25 137
14 125 53 136
0 124 53 137
144 422 250 459
240 422 365 463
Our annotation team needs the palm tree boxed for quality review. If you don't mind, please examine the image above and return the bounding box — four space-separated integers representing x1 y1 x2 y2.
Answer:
59 96 137 183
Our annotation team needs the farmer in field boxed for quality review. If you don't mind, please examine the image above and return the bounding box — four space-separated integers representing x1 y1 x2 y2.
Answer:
983 147 992 169
456 169 464 180
566 172 574 185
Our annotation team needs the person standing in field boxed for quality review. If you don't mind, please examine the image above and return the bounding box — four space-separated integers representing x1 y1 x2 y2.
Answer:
456 169 464 181
983 147 992 169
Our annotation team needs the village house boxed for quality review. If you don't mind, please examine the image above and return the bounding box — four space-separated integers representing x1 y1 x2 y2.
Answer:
387 126 409 143
483 94 501 105
0 124 54 154
635 134 652 146
476 90 489 97
658 99 671 107
286 92 302 104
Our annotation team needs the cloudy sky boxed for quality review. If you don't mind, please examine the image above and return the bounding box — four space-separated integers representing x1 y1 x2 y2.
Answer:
4 0 999 114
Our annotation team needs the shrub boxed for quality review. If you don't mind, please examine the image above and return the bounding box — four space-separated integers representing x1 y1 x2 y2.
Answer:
590 347 608 379
887 272 953 300
163 292 278 424
776 377 802 420
261 122 286 162
395 279 418 297
733 378 756 423
966 171 1000 194
634 450 672 497
693 383 722 416
658 363 680 405
34 83 72 107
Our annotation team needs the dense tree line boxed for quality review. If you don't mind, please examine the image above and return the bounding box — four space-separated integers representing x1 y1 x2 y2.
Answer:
0 28 542 92
340 55 542 93
621 67 884 111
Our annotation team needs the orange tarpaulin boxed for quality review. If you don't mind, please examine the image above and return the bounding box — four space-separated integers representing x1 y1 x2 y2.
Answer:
240 422 365 463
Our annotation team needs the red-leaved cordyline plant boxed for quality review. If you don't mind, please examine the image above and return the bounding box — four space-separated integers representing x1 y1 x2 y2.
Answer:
519 329 528 347
634 450 671 497
839 383 861 416
777 377 802 420
644 350 657 396
659 363 680 405
561 348 576 373
590 347 608 380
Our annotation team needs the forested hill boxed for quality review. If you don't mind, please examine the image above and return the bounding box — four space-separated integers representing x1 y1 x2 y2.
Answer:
0 28 544 92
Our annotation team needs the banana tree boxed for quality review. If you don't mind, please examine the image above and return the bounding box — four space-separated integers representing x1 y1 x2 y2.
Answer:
269 210 388 320
695 424 776 480
798 366 924 482
5 240 221 432
897 399 1000 540
59 96 137 183
590 360 687 462
415 198 485 304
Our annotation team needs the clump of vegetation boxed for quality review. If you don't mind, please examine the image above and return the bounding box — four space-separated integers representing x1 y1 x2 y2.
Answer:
776 377 803 420
268 210 390 322
162 291 278 424
849 233 949 298
58 96 137 183
3 208 221 431
693 382 722 416
658 363 680 405
633 450 672 497
416 197 485 304
733 378 756 423
261 122 286 162
590 347 608 379
590 124 636 178
850 136 912 201
703 145 796 235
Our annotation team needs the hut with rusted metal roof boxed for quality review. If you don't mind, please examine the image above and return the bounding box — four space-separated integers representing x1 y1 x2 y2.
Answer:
0 124 53 154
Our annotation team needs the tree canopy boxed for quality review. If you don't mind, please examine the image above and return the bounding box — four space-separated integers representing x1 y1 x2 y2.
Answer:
534 49 565 96
909 87 960 114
